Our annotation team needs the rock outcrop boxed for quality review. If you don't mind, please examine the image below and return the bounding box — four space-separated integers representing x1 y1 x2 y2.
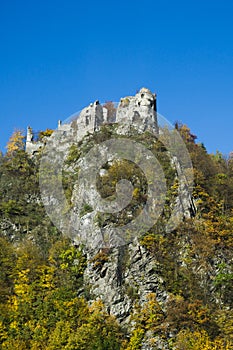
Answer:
32 88 196 339
83 239 168 324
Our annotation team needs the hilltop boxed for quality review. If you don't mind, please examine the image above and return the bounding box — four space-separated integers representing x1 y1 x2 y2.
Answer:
0 89 233 349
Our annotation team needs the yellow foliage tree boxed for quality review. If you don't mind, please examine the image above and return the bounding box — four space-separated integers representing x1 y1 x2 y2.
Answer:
6 129 25 156
174 329 233 350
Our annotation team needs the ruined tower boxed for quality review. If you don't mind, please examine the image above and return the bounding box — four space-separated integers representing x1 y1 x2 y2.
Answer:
116 88 158 135
25 88 159 154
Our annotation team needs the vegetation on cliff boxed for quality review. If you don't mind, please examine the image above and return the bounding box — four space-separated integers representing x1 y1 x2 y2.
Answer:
0 124 232 349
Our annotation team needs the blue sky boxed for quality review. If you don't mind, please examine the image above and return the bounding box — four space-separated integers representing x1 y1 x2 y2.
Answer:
0 0 232 155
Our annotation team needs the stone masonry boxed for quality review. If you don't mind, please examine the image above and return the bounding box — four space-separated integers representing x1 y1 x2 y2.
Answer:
25 88 158 154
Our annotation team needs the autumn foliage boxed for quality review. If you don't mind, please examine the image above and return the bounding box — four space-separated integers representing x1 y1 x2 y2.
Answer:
0 124 233 349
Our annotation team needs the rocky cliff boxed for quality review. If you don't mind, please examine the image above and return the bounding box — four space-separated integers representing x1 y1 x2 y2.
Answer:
2 88 231 349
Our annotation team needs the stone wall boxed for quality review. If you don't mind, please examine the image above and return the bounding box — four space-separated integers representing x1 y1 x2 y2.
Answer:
116 87 158 135
25 88 159 154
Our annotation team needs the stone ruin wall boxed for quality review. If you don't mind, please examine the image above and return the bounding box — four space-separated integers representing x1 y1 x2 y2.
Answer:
25 88 158 155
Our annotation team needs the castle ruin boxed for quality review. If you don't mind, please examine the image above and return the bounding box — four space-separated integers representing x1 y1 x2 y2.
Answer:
25 88 158 155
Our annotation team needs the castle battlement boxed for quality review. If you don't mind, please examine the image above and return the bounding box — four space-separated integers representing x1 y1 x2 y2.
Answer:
26 88 158 155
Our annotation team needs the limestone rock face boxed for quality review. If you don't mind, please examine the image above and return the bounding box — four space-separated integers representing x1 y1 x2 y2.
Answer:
83 238 168 324
170 156 196 221
33 88 195 332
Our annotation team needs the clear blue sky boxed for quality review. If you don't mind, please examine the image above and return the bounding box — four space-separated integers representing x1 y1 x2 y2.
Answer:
0 0 232 155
